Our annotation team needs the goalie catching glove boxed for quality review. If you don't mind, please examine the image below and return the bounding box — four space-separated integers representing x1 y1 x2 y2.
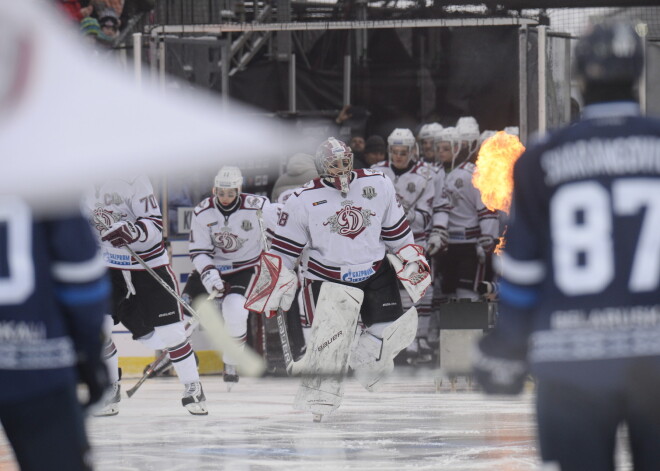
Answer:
100 221 143 248
386 244 431 303
200 266 226 297
244 253 297 318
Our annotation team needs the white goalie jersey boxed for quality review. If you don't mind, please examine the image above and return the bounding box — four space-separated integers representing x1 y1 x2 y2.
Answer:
87 175 168 270
271 169 414 283
444 162 498 244
371 161 434 243
189 194 278 275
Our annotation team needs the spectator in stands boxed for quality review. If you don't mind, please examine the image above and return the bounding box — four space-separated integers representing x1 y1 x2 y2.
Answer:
271 153 319 202
98 9 120 41
58 0 94 22
350 134 366 169
363 135 387 167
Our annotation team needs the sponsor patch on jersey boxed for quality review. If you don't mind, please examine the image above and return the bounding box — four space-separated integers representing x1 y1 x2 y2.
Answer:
216 264 233 272
241 220 253 231
341 262 376 283
362 186 377 200
207 221 218 227
104 251 131 266
158 311 176 318
312 200 327 206
407 182 416 193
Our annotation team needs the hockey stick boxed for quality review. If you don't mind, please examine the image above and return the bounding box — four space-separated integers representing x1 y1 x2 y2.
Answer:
94 217 265 377
255 209 296 374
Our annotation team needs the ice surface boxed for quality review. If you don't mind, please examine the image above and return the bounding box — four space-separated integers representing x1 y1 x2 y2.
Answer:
1 369 545 470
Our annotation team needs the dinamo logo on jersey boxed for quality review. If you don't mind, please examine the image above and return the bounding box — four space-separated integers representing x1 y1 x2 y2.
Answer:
212 229 247 253
323 200 375 240
92 206 124 232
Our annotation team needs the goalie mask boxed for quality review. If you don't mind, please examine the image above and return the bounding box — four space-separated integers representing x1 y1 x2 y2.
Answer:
315 137 354 197
214 166 243 206
388 128 416 169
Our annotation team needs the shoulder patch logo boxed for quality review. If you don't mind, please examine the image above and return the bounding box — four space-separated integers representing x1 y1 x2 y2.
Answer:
455 178 464 189
245 196 262 208
361 186 377 200
323 200 376 240
241 220 253 231
406 182 416 193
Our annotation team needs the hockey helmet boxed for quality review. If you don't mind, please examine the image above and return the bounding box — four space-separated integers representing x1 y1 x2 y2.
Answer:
214 166 243 190
387 128 416 166
574 22 643 85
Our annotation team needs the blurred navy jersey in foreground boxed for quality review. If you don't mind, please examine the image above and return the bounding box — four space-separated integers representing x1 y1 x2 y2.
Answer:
498 101 660 385
0 197 109 403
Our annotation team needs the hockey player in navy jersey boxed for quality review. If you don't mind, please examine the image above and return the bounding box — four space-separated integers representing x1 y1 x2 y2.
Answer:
474 23 660 470
0 197 110 471
245 137 431 420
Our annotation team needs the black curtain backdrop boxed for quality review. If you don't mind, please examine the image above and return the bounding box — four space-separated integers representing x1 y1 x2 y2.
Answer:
228 26 520 136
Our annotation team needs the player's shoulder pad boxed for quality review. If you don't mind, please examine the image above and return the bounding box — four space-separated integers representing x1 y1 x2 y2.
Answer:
354 168 385 179
240 193 268 210
370 161 389 170
411 161 433 178
193 197 214 216
294 178 324 197
459 162 476 173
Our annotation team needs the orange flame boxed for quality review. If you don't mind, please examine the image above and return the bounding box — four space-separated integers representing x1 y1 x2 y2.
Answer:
473 131 525 214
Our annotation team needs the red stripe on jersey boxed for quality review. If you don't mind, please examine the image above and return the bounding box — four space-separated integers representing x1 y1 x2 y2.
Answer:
381 219 410 237
271 238 304 256
168 341 193 362
307 259 341 280
302 279 315 326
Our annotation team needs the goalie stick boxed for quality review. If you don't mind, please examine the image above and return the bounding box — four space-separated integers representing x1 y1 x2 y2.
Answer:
94 216 265 378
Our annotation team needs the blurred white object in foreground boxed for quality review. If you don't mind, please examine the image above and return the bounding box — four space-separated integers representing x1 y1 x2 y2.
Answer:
0 0 294 210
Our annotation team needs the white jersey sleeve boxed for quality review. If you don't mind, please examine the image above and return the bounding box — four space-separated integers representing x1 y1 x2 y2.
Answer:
431 166 450 230
269 191 309 271
189 197 216 273
127 175 166 253
379 173 415 253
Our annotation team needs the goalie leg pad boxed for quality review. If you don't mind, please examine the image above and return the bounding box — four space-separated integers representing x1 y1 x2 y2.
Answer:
350 307 418 392
293 281 363 417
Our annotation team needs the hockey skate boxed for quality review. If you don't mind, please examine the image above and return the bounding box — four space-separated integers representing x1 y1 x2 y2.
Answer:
93 382 120 417
223 364 239 392
182 382 208 415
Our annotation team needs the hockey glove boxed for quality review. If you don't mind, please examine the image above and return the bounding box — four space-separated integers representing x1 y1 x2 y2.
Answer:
426 227 449 256
477 235 496 253
473 332 528 395
244 253 297 318
101 221 142 248
388 244 431 303
77 347 111 411
200 266 226 297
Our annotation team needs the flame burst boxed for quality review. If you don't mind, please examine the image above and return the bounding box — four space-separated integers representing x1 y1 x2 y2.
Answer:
473 131 525 214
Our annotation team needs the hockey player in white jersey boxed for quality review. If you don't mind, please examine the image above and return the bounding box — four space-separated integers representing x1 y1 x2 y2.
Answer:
245 137 431 420
435 119 499 300
373 128 436 363
87 175 207 415
417 122 443 163
188 166 278 389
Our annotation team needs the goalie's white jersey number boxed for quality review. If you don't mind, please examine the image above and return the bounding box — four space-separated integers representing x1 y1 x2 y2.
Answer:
0 197 34 304
551 179 660 295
